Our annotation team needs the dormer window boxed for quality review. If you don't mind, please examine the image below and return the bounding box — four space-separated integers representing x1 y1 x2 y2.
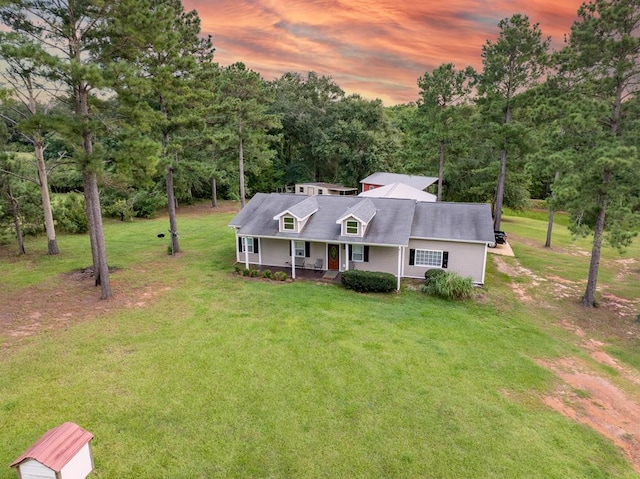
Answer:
274 197 318 233
283 216 295 231
346 220 359 235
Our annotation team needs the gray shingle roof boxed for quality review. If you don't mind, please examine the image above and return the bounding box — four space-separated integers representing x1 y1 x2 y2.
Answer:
279 195 318 220
229 193 494 246
336 198 377 224
411 202 495 242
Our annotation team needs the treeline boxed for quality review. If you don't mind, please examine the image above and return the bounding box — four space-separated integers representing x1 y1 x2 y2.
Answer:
0 0 639 305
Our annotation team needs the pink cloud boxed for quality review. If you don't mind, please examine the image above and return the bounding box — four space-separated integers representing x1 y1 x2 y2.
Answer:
185 0 584 105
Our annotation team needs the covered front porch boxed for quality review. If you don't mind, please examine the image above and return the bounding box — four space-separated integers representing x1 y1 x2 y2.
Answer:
249 264 342 284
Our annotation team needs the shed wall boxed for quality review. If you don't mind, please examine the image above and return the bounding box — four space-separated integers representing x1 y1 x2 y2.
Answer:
16 459 55 479
60 443 93 479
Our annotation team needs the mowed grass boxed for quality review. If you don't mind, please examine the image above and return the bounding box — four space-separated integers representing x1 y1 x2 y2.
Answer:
0 207 638 478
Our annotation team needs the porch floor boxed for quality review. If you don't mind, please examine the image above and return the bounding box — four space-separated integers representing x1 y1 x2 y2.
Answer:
251 264 342 284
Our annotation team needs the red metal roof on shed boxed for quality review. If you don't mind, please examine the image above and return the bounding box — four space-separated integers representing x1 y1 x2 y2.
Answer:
10 422 93 472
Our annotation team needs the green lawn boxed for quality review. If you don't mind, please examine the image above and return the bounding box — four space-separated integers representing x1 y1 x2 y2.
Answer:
0 207 638 478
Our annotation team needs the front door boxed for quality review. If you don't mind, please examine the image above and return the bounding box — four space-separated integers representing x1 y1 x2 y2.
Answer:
328 244 340 270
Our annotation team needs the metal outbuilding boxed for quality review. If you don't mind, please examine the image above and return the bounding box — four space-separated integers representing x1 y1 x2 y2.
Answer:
10 422 94 479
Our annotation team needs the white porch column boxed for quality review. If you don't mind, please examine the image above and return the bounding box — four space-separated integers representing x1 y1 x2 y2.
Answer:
291 239 296 279
397 246 402 291
243 237 249 269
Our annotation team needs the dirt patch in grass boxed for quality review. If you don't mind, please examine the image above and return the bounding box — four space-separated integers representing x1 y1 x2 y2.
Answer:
0 266 171 352
538 354 640 474
493 250 640 472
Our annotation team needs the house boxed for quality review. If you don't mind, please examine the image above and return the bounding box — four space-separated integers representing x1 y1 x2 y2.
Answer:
358 182 436 202
360 172 438 192
10 422 94 479
228 193 495 289
294 182 358 196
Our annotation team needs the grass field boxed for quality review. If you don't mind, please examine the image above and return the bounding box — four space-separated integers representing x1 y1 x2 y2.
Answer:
1 204 639 478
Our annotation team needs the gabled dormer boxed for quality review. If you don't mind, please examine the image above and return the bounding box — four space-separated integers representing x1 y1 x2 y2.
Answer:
336 199 376 238
273 196 318 233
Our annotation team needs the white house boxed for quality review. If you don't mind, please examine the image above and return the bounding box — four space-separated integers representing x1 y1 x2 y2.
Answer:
229 193 495 289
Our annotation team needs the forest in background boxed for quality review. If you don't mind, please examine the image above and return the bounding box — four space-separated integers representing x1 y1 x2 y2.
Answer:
0 0 639 305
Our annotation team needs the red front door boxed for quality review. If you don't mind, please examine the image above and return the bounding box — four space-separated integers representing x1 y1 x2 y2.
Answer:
328 244 340 270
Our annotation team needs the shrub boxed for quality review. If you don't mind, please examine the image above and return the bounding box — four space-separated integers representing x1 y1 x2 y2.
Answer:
51 193 88 234
104 198 134 222
234 265 243 274
341 270 396 293
242 268 251 276
424 268 447 284
261 269 272 279
249 268 259 277
422 271 474 300
273 271 288 281
133 190 165 218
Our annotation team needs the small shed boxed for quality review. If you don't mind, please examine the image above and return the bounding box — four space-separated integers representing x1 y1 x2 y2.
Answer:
10 422 94 479
294 182 358 196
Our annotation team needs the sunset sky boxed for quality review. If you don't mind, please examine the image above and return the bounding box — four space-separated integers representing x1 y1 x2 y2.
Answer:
184 0 585 105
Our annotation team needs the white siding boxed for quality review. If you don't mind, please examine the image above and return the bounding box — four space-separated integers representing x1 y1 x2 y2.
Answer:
16 459 55 479
60 443 93 479
405 239 487 283
350 245 397 275
259 238 291 266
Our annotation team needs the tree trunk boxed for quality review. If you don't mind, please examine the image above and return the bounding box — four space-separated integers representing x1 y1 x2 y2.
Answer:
545 207 555 248
211 177 217 208
82 171 99 283
35 140 59 255
493 148 507 231
83 171 111 299
437 140 444 202
166 166 180 254
238 116 246 208
7 184 26 255
582 81 622 307
544 171 560 248
583 192 607 307
78 83 111 299
493 103 511 231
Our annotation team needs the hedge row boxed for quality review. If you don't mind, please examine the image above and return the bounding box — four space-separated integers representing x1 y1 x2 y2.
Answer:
341 270 397 293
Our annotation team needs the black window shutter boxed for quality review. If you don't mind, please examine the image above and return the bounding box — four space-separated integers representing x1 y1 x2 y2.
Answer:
364 246 369 262
305 242 310 257
348 245 352 261
254 238 259 254
442 251 449 268
238 237 243 252
409 249 415 266
289 241 292 254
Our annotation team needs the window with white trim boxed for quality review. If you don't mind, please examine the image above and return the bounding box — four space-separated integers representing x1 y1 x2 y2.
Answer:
414 249 442 267
242 237 255 253
283 216 295 231
346 220 359 235
351 244 364 262
294 240 306 257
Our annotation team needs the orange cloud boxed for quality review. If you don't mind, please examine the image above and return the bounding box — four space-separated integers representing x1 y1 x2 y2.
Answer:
185 0 583 105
